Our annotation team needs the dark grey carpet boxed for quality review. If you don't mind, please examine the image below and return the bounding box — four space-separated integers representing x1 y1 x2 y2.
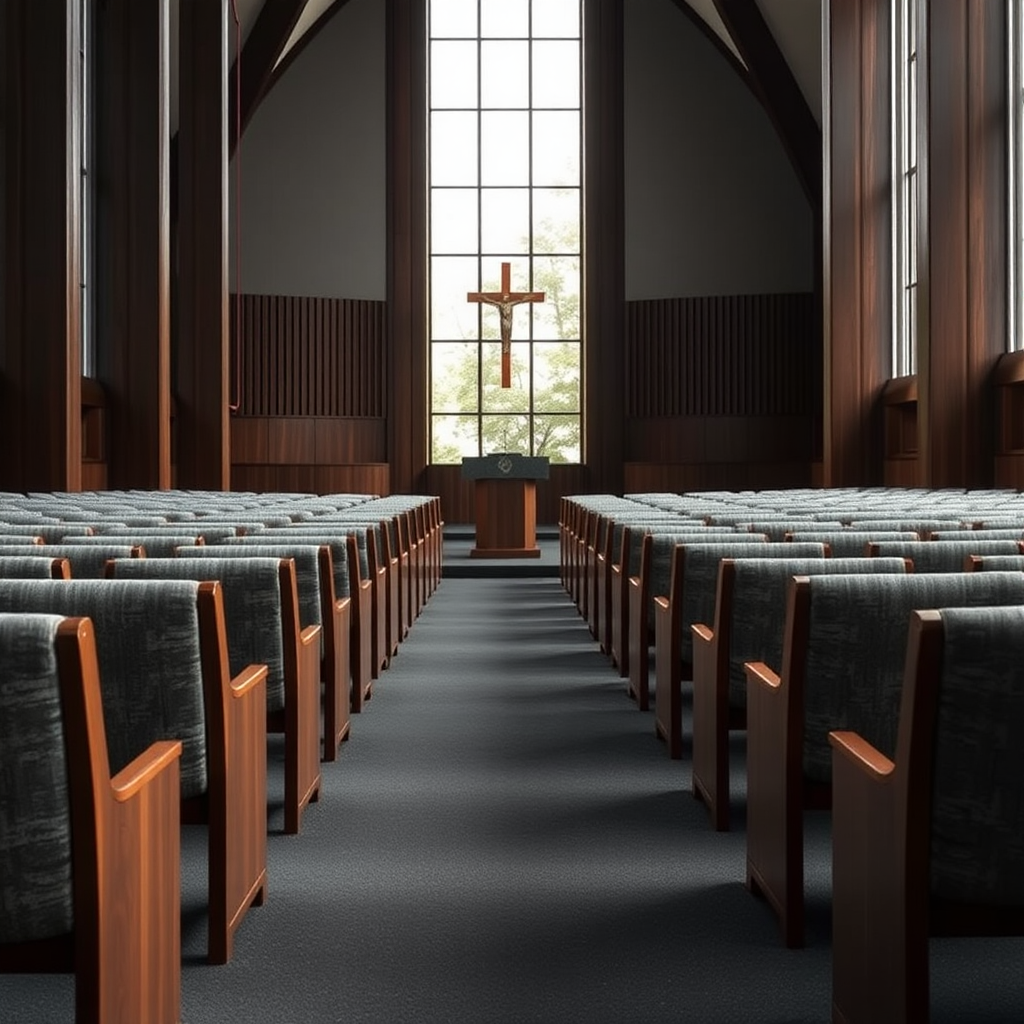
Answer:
4 573 1024 1022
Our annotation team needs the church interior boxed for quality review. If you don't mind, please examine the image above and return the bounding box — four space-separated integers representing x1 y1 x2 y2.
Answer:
3 1 1024 1021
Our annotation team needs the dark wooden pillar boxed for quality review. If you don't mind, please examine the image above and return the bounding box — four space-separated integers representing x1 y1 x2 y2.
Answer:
387 0 428 495
918 0 1006 488
822 0 891 487
95 0 171 489
2 0 82 492
176 0 229 490
584 0 625 496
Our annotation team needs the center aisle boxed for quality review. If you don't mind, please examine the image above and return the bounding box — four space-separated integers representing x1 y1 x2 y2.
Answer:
177 574 830 1024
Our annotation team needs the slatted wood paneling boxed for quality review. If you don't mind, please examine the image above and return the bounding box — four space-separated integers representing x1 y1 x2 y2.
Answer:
231 294 388 418
625 293 816 418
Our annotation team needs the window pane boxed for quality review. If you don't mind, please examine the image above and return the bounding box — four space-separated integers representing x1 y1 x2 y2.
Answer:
481 188 530 254
432 256 479 339
482 413 531 455
532 112 579 185
431 112 478 185
533 414 581 462
534 342 580 410
532 188 580 253
432 415 480 462
532 41 580 107
431 41 477 107
532 0 580 38
482 343 530 411
481 0 528 37
532 256 580 339
431 0 476 38
432 342 479 412
481 41 529 107
431 189 479 254
480 111 529 185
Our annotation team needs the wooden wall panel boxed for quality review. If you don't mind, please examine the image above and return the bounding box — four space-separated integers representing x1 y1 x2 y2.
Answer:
315 418 386 463
624 461 811 494
823 0 891 485
2 0 82 492
625 293 815 418
266 418 316 464
95 0 171 489
314 464 390 496
918 1 1006 487
232 294 388 417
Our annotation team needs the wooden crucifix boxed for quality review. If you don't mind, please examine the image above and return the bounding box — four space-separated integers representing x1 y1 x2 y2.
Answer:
467 262 544 388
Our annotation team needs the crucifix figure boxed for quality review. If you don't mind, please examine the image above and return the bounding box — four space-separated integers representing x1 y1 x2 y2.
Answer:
467 262 545 388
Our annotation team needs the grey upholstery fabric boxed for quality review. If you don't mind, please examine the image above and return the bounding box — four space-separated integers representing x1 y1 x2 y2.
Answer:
188 544 324 629
847 519 965 537
674 542 825 665
111 557 288 713
0 613 74 943
61 533 205 558
0 557 62 579
869 539 1024 573
0 544 140 579
786 530 918 557
801 572 1024 784
725 557 908 708
646 533 768 622
968 554 1024 572
100 524 239 544
735 520 844 541
0 578 208 800
0 524 93 542
929 606 1024 905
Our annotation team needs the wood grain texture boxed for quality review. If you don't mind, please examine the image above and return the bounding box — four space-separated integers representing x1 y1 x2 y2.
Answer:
232 294 388 418
176 0 230 489
918 0 1006 487
823 0 891 486
95 0 172 489
625 294 815 418
1 0 82 492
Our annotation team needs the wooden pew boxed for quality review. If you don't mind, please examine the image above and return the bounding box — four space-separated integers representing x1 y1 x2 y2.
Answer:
108 556 321 836
0 543 143 578
866 538 1024 572
0 578 266 965
650 539 821 756
0 555 71 579
182 543 351 762
0 613 181 1024
689 556 907 831
744 570 1024 947
627 531 785 710
830 606 1024 1023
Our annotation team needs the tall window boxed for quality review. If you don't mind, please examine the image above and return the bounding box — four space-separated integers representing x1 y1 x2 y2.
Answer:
892 0 919 376
428 0 582 463
1009 0 1024 351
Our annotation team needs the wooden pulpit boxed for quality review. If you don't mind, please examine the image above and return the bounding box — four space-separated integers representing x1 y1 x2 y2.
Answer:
461 454 550 558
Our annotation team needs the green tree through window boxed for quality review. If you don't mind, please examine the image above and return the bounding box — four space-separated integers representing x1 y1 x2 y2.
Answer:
428 0 582 464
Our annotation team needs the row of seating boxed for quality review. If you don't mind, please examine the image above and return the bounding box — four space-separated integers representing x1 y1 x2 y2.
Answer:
560 489 1024 1024
0 489 443 1024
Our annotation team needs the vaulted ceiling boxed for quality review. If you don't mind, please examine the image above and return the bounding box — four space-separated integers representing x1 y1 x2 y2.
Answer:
178 0 823 197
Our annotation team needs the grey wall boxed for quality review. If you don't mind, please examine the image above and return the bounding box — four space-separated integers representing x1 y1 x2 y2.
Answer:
229 0 385 300
624 0 813 299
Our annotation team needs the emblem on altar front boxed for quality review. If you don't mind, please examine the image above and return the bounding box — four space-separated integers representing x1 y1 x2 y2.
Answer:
497 456 513 475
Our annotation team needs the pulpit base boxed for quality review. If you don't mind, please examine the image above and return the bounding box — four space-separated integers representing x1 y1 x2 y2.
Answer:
470 546 541 559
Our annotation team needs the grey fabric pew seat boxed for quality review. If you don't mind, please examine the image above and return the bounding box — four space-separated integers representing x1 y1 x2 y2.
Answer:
689 556 907 830
0 611 182 1024
744 569 1024 948
180 543 352 762
109 556 322 836
831 605 1024 1024
0 578 266 965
